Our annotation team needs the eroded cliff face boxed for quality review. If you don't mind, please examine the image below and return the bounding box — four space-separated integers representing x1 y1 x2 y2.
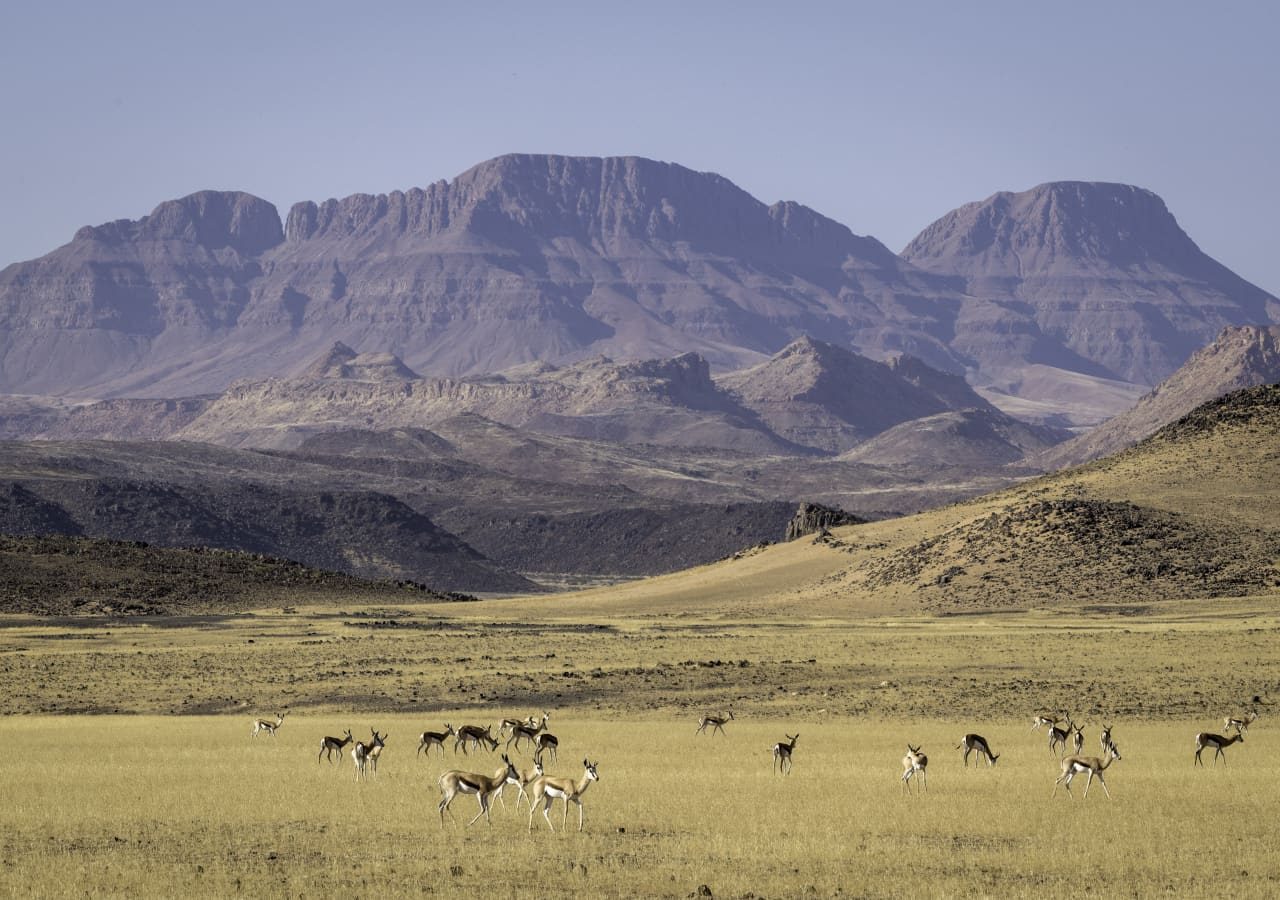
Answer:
903 181 1280 386
0 155 964 398
2 160 1275 406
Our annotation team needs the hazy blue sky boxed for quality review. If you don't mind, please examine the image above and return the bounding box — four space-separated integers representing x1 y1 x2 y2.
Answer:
3 1 1277 293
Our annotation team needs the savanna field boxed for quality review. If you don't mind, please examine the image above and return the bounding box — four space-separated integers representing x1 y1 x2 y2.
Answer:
2 598 1277 898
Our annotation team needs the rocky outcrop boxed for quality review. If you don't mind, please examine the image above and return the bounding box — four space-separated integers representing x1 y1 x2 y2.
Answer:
784 501 863 541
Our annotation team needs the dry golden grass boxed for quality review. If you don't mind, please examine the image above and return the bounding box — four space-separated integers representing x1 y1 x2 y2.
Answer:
0 714 1276 898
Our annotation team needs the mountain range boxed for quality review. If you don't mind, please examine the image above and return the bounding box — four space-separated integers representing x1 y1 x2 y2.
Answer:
3 155 1275 424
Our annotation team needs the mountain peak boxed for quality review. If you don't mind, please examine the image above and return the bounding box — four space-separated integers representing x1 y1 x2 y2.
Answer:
300 343 418 381
76 190 283 255
901 180 1198 272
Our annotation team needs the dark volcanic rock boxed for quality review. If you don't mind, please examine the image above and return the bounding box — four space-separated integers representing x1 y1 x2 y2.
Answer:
784 501 863 541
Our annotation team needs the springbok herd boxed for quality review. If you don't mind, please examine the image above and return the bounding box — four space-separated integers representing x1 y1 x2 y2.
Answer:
250 704 1263 828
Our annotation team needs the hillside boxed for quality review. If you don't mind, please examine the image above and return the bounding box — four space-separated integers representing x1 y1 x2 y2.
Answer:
0 534 467 616
493 385 1280 617
1034 324 1280 469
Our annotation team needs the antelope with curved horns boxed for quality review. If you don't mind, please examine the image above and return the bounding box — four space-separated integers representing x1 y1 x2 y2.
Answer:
696 709 734 737
499 714 538 737
1224 709 1259 735
956 733 999 767
772 734 798 775
507 712 550 753
1047 719 1075 756
527 758 600 832
1031 711 1065 732
418 724 456 757
454 724 498 755
352 730 385 782
510 749 546 810
1100 724 1114 753
366 728 387 776
251 712 286 738
1053 742 1121 799
901 744 928 795
1071 722 1085 755
1195 732 1243 767
437 754 520 827
535 732 559 763
318 729 353 764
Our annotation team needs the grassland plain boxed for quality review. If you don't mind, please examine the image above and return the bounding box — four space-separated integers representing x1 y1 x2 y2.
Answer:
1 598 1278 898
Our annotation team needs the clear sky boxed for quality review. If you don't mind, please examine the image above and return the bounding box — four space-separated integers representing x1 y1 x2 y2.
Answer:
2 1 1277 294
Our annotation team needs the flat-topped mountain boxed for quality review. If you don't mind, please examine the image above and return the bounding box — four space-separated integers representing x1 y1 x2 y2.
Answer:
1034 324 1280 470
903 181 1280 390
3 159 1274 422
0 155 965 398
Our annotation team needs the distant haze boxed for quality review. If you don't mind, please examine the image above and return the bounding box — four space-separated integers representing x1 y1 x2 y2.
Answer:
1 2 1277 294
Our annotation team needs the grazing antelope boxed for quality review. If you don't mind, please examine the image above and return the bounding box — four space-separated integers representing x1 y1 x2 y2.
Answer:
527 758 600 832
1047 720 1075 756
507 712 550 752
535 732 559 763
901 744 928 795
251 712 286 738
1224 710 1259 735
1071 722 1085 755
956 733 999 767
1195 732 1243 767
499 714 538 737
1100 724 1114 753
318 729 353 764
417 724 456 758
455 724 498 754
1053 742 1121 799
352 730 385 782
1031 712 1065 732
772 733 799 775
696 709 734 736
437 754 520 827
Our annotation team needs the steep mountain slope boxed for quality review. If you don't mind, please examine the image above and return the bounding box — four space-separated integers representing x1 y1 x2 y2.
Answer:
1034 324 1280 469
903 181 1280 392
0 155 966 398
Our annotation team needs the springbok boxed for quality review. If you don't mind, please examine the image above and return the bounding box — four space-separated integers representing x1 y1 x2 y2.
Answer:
956 733 999 766
1195 732 1243 767
696 709 734 737
417 724 456 758
527 759 600 832
454 724 498 754
318 729 353 764
437 755 520 827
772 734 799 775
1053 743 1122 799
252 712 286 738
352 730 385 782
901 744 928 795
